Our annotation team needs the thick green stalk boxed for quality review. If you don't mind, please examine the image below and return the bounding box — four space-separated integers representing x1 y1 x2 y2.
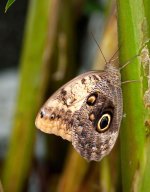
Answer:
143 0 150 37
2 0 52 191
139 0 150 190
117 0 150 191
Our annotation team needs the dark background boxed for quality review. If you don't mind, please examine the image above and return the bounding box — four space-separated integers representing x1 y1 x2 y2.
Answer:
0 0 28 70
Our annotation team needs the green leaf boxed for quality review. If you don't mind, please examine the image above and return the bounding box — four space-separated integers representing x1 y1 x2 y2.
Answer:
5 0 16 13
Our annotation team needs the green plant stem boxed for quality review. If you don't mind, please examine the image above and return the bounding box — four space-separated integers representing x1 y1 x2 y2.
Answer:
2 0 52 191
117 0 150 191
143 0 150 38
139 0 150 190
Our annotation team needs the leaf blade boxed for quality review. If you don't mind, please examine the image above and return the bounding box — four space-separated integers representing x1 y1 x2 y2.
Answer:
5 0 16 12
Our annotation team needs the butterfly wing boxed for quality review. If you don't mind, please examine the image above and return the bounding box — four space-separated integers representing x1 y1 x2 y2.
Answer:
35 67 123 161
35 71 103 141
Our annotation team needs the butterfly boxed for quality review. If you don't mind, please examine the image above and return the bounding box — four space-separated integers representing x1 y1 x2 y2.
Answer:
35 62 123 161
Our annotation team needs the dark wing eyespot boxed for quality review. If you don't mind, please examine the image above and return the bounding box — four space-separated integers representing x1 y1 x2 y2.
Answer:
86 92 98 106
97 113 111 132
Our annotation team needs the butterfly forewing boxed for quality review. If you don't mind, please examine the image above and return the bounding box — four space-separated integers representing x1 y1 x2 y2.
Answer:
35 71 104 141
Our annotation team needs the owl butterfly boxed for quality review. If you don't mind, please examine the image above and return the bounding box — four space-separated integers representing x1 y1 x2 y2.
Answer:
35 44 124 161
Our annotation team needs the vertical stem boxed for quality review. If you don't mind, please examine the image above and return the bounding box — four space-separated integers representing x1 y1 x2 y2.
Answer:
2 0 52 191
117 0 150 191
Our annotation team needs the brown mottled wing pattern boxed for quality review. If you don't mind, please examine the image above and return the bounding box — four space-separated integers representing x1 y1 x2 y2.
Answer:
35 65 123 161
35 71 103 141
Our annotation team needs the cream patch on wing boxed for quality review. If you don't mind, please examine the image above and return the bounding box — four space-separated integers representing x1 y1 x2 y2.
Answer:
35 108 72 141
35 72 102 140
45 73 102 111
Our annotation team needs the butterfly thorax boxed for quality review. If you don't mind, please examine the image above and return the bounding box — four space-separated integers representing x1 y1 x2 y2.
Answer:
104 63 121 87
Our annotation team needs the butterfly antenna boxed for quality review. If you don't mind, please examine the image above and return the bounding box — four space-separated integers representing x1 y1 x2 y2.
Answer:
91 32 107 64
109 44 122 62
